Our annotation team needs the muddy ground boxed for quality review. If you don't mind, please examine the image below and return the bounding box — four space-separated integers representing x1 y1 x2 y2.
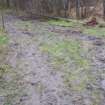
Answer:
0 14 105 105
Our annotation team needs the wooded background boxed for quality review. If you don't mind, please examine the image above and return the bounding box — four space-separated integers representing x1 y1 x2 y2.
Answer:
0 0 105 19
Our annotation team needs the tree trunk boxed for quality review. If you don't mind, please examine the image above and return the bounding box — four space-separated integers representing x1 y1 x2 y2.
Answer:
1 9 5 30
6 0 10 8
103 0 105 20
76 0 80 19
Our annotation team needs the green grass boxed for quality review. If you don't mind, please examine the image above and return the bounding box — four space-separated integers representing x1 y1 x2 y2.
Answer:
40 39 91 91
83 26 105 37
14 21 34 31
40 38 101 99
40 39 89 69
0 35 8 44
48 19 105 37
0 28 8 44
64 70 89 91
48 19 82 27
0 64 9 78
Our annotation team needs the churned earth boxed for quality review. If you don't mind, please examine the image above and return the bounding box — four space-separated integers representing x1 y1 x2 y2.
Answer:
0 14 105 105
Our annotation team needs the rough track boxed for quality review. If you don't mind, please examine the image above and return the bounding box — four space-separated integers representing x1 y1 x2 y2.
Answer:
0 15 105 105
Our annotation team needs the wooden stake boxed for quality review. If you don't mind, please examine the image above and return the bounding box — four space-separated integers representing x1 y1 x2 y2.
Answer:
1 9 5 30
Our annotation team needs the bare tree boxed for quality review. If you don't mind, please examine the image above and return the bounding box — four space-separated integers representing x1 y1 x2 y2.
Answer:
1 10 5 30
6 0 10 7
76 0 80 19
0 2 5 30
103 0 105 20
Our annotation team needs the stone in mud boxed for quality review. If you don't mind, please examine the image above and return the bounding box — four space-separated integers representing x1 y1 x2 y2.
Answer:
72 95 84 105
97 56 105 64
20 94 29 102
101 80 105 91
86 83 93 91
95 48 105 64
93 40 104 46
0 96 5 105
57 90 73 105
14 43 19 46
99 58 105 63
40 93 58 105
87 36 97 41
72 30 82 34
22 31 34 37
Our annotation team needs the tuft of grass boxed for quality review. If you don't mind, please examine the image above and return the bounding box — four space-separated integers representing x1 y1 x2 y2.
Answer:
83 26 105 37
14 21 34 31
0 35 8 44
3 103 12 105
64 70 89 91
48 19 82 27
0 28 8 45
0 64 10 78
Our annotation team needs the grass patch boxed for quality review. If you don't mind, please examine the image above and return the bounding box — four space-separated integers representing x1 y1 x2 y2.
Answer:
0 28 8 44
0 29 20 97
0 64 10 78
0 64 22 95
0 35 8 44
48 19 105 37
0 64 26 105
0 28 8 63
40 38 92 92
48 19 82 27
40 39 89 69
83 26 105 37
64 70 89 91
14 20 34 31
